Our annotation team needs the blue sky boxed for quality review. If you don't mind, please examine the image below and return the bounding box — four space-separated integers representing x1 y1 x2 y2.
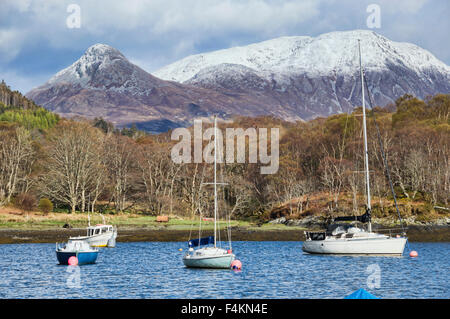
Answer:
0 0 449 93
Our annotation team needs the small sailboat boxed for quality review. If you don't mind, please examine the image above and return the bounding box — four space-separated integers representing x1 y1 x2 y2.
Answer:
183 236 235 269
183 116 236 269
69 214 117 248
56 240 99 265
302 40 407 256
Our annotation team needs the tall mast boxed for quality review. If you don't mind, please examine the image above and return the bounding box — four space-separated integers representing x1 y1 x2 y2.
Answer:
358 40 372 232
213 115 218 247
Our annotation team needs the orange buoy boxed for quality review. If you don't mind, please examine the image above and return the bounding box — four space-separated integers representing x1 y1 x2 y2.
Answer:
409 250 418 258
231 259 242 270
68 256 78 266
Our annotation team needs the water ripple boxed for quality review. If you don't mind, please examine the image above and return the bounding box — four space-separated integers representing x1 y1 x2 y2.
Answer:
0 241 448 298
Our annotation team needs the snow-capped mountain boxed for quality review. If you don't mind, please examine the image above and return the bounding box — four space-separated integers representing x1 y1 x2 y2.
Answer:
45 44 168 94
155 30 449 82
27 44 289 130
155 30 450 117
27 31 450 132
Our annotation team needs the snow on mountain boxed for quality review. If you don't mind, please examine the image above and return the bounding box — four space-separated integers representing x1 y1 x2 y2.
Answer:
41 43 168 97
47 44 124 87
153 30 450 118
187 63 271 91
154 30 450 84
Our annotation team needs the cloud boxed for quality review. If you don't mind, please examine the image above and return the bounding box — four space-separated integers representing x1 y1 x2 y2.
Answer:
0 29 25 62
377 0 430 14
0 0 323 58
0 67 51 92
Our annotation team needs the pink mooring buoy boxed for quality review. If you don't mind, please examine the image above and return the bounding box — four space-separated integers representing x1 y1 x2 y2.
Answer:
231 259 242 270
409 250 418 258
68 256 78 266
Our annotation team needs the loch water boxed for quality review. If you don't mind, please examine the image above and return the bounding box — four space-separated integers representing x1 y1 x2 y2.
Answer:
0 241 448 298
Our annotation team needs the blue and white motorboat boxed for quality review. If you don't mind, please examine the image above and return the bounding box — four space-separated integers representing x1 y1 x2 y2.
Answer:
56 240 99 265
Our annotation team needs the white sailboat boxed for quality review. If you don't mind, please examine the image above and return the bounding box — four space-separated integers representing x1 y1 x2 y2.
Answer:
183 116 236 268
302 40 407 256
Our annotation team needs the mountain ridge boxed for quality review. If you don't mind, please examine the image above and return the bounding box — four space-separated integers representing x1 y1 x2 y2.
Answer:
154 30 450 82
26 30 450 132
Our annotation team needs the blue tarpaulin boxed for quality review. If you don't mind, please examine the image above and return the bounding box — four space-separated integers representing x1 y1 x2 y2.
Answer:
344 288 379 299
188 236 214 248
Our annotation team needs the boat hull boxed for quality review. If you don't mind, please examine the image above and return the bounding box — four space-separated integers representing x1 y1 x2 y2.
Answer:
56 251 98 265
183 254 235 269
302 237 407 256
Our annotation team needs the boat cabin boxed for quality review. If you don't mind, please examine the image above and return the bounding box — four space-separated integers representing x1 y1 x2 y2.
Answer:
58 239 94 252
305 223 366 241
87 224 114 236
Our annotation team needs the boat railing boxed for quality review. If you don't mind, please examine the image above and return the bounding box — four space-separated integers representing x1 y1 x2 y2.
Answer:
305 227 407 240
373 227 407 237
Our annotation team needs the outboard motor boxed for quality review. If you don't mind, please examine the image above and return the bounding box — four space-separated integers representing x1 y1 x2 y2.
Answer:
107 229 117 248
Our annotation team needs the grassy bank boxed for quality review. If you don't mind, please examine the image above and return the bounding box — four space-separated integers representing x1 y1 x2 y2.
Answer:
0 206 297 231
0 207 448 244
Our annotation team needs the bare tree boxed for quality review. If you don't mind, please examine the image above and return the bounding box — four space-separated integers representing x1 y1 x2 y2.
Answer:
40 122 101 213
180 163 207 218
104 134 135 213
137 143 181 215
222 163 255 217
0 126 34 205
320 156 348 214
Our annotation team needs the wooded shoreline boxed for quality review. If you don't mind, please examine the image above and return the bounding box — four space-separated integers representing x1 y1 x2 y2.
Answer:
0 224 448 244
1 86 449 246
1 91 449 225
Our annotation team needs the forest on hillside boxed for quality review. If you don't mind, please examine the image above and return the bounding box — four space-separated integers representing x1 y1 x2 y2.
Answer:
0 80 59 130
0 81 448 222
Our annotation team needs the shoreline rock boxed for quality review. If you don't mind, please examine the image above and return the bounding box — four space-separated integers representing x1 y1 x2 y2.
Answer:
268 215 450 227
